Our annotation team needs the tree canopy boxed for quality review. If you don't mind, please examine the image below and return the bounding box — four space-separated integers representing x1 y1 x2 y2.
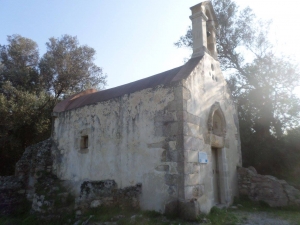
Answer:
39 35 106 99
0 35 40 93
0 34 106 175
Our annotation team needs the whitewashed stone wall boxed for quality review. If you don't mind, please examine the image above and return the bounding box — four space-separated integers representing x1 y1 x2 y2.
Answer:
52 84 184 213
182 53 242 213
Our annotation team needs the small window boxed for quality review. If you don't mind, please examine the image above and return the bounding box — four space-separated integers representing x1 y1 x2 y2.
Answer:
80 135 88 149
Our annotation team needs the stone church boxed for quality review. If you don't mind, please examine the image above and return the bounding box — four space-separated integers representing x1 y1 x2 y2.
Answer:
51 1 241 217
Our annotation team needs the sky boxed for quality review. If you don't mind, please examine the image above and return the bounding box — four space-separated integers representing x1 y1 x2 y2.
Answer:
1 0 300 96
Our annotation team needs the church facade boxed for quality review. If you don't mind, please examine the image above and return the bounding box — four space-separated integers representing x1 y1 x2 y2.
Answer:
51 1 241 216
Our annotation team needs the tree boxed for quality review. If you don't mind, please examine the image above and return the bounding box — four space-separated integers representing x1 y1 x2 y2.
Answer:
0 34 107 175
0 34 40 93
283 127 300 181
0 82 52 174
39 35 106 99
175 0 255 73
175 0 300 176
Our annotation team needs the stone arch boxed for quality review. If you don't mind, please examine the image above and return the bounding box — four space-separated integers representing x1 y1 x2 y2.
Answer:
207 102 226 137
207 102 228 205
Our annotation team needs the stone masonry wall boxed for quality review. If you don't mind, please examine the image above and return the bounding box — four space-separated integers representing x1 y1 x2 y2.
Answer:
52 82 185 213
76 180 142 211
182 53 241 214
15 139 53 200
238 166 300 207
1 138 143 217
0 139 52 216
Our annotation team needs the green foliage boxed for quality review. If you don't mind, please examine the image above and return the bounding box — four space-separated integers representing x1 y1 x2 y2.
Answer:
0 211 75 225
0 34 107 175
0 82 52 174
0 215 38 225
231 197 300 224
0 34 40 93
142 210 162 218
3 202 300 225
39 34 106 98
281 127 300 183
234 195 300 212
0 200 38 225
198 207 239 225
86 206 191 225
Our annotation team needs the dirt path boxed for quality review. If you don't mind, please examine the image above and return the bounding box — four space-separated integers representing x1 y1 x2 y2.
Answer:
233 211 292 225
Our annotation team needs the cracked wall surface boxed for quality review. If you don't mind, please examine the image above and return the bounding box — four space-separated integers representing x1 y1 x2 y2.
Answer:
181 53 241 214
52 83 184 213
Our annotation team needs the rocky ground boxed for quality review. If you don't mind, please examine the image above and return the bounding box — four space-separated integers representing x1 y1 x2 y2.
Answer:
233 211 292 225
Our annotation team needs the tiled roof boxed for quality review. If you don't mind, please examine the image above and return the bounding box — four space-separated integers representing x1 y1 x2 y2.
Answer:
53 56 202 113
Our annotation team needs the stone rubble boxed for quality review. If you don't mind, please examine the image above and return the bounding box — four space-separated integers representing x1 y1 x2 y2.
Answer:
0 138 143 220
0 139 52 216
238 166 300 207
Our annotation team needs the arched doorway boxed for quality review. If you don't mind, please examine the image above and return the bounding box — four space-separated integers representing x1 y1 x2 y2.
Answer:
207 102 226 205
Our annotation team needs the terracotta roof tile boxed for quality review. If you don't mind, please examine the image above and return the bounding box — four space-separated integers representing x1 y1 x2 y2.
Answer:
53 56 202 113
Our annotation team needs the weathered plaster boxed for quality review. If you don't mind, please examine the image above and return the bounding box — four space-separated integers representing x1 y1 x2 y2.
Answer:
52 84 184 212
182 53 241 213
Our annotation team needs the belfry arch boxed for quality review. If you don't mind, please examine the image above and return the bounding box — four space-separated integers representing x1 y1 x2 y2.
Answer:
202 5 218 58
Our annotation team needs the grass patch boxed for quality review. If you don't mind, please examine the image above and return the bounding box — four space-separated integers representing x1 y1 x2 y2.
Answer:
0 212 38 225
198 207 239 225
81 206 194 225
4 197 300 225
0 205 239 225
232 196 300 224
0 211 77 225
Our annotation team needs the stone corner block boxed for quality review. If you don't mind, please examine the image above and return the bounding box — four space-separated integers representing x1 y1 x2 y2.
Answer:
185 174 200 186
185 185 201 200
184 150 199 163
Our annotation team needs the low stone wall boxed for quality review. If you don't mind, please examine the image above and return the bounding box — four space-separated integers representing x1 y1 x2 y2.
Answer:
31 173 73 215
1 139 56 216
15 139 52 179
76 180 142 211
238 166 300 207
0 139 53 216
1 138 143 218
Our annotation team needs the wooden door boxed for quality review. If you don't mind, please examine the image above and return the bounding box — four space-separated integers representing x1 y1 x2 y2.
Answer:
212 148 220 204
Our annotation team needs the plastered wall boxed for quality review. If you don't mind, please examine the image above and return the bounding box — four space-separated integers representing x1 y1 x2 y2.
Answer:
182 53 242 213
52 83 185 212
